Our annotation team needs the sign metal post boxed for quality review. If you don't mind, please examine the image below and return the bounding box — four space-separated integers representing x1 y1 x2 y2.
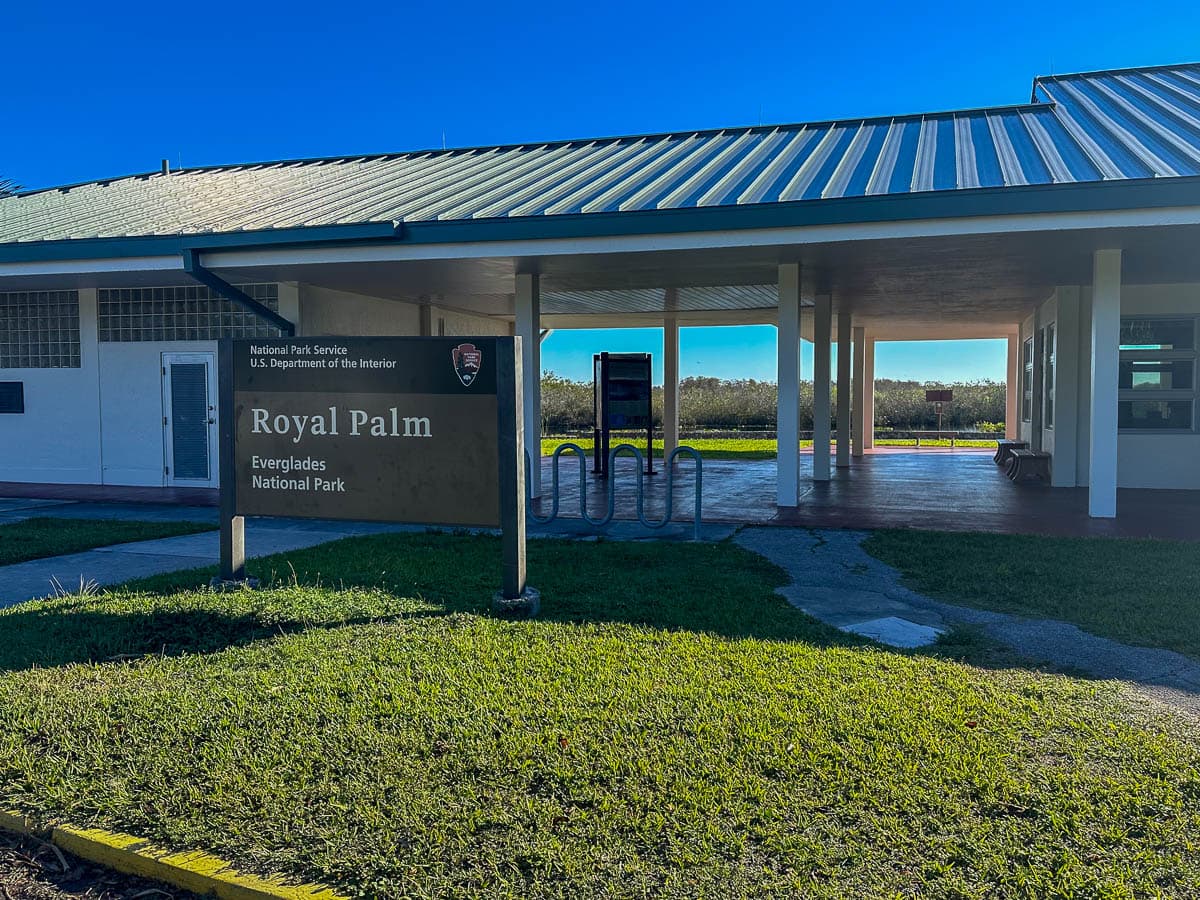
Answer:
494 337 536 612
216 339 247 586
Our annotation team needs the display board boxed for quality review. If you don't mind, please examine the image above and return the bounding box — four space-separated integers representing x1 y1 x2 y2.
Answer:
592 352 653 476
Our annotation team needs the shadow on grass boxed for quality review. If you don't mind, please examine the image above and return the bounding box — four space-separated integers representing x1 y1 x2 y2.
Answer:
0 532 873 672
0 597 456 672
1 531 1101 679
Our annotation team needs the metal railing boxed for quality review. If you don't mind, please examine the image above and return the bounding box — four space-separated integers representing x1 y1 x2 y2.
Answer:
527 443 704 540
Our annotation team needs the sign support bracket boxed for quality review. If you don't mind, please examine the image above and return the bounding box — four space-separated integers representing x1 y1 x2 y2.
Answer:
493 336 539 615
215 339 252 588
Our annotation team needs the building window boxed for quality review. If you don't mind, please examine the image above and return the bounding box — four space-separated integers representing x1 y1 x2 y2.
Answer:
0 382 23 413
1021 337 1034 422
1119 316 1198 433
0 291 81 368
98 284 281 342
1043 323 1055 429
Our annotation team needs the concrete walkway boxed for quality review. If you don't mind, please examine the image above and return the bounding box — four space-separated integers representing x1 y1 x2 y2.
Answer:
0 498 737 607
0 516 407 607
736 527 1200 714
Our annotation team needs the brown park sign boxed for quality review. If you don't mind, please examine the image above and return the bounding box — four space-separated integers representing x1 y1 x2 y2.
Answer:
217 336 528 603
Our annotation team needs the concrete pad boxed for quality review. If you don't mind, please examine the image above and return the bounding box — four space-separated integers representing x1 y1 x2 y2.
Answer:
0 552 217 606
842 616 944 648
783 586 945 629
0 498 74 512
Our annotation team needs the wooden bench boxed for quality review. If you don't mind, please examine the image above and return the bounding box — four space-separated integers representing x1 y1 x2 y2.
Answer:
910 431 959 448
1006 449 1051 482
993 439 1028 466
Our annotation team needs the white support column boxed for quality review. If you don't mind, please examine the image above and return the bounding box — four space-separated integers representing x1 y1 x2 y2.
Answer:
1005 333 1020 439
79 288 104 484
812 295 832 481
277 282 301 334
851 326 866 457
836 311 851 468
1089 249 1121 518
418 298 432 337
663 314 680 464
1052 287 1081 487
863 337 876 450
515 272 542 498
777 264 801 506
1031 308 1045 451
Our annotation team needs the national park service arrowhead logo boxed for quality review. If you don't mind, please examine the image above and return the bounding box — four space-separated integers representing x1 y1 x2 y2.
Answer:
450 342 483 387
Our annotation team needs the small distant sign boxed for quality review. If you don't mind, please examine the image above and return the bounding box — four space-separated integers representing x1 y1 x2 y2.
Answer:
925 389 953 403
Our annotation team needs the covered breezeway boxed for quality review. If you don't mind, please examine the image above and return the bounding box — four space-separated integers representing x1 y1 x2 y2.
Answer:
7 213 1200 534
532 449 1200 540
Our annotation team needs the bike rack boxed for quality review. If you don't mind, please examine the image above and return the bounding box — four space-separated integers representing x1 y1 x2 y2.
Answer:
527 443 703 540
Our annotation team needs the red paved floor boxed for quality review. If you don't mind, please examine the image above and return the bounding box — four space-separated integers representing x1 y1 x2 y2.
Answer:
535 449 1200 540
4 450 1197 539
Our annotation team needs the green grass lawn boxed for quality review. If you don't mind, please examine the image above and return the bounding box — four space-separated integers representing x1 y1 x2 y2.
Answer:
863 529 1200 661
542 437 997 460
542 437 780 460
0 536 1195 897
0 517 215 566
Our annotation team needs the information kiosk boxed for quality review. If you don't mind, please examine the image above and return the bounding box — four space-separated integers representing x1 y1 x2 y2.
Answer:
592 352 653 477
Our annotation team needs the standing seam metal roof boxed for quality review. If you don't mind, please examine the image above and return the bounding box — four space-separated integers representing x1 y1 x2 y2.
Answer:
2 63 1199 244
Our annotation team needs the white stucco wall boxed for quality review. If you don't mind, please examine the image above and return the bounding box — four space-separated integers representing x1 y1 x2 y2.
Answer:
299 285 421 336
0 289 103 484
1044 281 1200 490
98 340 219 486
1116 283 1200 489
433 305 512 337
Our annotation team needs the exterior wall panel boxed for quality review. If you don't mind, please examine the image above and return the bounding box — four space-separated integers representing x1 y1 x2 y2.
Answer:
0 289 101 484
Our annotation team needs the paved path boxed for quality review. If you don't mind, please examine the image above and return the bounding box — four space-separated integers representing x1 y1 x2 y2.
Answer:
736 526 1200 714
0 517 408 607
0 497 217 525
0 498 736 606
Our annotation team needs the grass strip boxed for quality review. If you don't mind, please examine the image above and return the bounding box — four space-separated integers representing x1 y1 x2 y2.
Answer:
0 533 1194 898
863 528 1200 660
0 517 215 566
542 437 995 460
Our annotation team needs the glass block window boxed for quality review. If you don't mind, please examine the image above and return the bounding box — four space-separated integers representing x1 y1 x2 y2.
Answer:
98 284 281 342
0 291 81 368
1119 316 1198 433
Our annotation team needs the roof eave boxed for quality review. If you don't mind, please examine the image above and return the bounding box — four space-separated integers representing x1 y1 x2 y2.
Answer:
3 177 1200 266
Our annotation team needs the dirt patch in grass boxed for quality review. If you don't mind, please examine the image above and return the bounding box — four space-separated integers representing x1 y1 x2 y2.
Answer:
0 831 197 899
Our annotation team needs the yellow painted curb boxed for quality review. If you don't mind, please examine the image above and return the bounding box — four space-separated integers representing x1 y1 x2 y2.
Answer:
0 809 39 836
0 810 346 900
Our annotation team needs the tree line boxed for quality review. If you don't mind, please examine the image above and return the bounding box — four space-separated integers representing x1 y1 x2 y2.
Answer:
542 373 1006 433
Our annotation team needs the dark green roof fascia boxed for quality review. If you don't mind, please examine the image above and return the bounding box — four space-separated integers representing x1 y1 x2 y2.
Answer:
0 221 399 264
398 176 1200 245
2 177 1199 266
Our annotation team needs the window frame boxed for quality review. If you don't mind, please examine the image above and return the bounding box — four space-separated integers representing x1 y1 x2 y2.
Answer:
1021 336 1034 423
1118 315 1199 435
1043 323 1056 430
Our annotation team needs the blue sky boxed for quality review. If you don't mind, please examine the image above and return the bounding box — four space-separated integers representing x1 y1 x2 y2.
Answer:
542 328 1009 384
6 0 1195 383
